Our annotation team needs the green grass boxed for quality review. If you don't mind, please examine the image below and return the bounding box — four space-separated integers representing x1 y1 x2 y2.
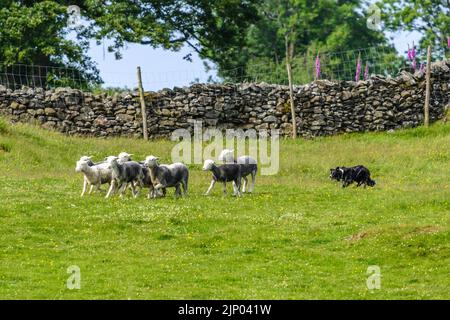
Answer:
0 119 449 299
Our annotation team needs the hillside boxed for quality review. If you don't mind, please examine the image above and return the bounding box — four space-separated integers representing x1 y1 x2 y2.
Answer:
0 118 449 299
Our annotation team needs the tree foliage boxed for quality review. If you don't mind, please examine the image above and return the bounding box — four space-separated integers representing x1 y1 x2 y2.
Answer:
0 1 100 87
379 0 450 58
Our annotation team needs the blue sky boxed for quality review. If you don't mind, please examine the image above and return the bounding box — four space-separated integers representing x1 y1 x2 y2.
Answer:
82 26 422 91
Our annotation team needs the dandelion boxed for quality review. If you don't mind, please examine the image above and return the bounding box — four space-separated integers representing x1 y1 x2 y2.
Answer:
355 53 362 82
315 53 321 80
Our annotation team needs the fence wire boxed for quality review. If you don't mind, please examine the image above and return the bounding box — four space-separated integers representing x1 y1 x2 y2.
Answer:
0 45 448 91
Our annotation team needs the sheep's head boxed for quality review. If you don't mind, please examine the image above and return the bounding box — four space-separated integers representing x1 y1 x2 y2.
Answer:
144 155 159 168
105 156 118 165
202 159 215 171
75 158 90 172
118 152 133 163
79 156 93 162
218 149 234 163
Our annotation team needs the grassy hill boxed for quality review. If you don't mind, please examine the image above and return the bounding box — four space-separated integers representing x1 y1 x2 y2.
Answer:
0 118 449 299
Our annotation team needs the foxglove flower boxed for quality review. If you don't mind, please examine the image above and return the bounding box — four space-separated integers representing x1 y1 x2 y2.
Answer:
355 54 361 82
364 62 369 80
315 53 321 80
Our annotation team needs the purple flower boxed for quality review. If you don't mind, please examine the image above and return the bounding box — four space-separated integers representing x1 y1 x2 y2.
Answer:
407 44 412 61
355 54 361 82
411 42 416 59
419 63 425 73
412 59 416 72
448 37 450 48
364 62 369 80
315 54 321 80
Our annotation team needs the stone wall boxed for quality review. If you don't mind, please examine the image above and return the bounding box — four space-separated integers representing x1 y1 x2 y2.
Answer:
0 60 448 138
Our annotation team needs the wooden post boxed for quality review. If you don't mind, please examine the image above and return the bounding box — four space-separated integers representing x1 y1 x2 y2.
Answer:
424 46 431 128
137 66 148 140
285 35 297 139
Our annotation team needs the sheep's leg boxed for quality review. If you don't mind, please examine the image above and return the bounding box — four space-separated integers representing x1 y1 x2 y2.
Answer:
182 179 188 195
205 180 216 195
242 177 248 193
130 182 138 198
175 184 182 197
118 182 128 198
153 183 166 198
249 171 256 193
105 180 116 198
223 182 227 195
88 184 94 195
81 178 88 197
233 178 241 197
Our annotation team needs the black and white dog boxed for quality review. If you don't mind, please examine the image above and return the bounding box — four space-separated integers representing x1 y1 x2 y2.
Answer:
330 165 376 188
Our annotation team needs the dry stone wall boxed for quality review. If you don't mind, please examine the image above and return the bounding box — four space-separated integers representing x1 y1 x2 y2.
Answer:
1 60 448 138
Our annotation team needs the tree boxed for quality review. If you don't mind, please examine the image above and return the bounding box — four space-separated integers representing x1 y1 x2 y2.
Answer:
240 0 393 84
379 0 450 58
0 1 100 88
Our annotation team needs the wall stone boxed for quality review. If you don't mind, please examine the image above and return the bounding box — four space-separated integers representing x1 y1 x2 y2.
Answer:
0 60 449 138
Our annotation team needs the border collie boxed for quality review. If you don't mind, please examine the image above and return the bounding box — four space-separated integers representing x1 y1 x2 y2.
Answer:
330 165 376 188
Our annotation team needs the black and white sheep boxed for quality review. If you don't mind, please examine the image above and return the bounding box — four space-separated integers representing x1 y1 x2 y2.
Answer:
202 159 242 196
75 156 112 196
105 156 146 198
218 149 257 193
144 156 189 198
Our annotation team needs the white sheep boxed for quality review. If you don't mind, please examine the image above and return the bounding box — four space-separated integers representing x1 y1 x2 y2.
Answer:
75 156 112 196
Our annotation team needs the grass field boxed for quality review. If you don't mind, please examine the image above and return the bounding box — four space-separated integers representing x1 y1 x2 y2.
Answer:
0 118 449 299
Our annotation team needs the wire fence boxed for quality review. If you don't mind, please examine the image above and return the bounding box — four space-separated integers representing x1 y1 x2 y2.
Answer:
0 45 448 91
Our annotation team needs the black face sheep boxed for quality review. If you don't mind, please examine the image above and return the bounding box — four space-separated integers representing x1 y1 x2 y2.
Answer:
218 149 257 193
144 156 189 198
105 156 145 198
202 159 242 197
75 156 112 196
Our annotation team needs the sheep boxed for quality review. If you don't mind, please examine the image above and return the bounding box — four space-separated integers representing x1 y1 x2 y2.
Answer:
75 156 112 196
105 156 145 198
218 149 257 193
202 159 241 197
143 156 189 198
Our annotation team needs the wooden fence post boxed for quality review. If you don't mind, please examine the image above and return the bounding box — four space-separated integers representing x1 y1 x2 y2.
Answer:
424 46 431 128
137 66 148 140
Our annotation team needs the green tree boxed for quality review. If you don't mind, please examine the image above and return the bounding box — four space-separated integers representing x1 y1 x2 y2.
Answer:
240 0 395 84
379 0 450 58
0 1 100 88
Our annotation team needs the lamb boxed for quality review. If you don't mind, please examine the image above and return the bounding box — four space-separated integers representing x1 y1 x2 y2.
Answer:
218 149 257 193
143 156 189 198
118 152 133 163
75 156 112 196
202 159 242 197
105 156 146 198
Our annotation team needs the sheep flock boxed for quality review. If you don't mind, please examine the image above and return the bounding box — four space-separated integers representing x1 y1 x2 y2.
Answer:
75 149 256 198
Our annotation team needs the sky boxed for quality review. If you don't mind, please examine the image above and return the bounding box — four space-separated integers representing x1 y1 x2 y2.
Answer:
79 14 422 91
